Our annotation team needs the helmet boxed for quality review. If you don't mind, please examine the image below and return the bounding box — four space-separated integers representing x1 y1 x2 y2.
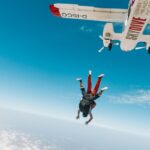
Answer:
82 112 88 117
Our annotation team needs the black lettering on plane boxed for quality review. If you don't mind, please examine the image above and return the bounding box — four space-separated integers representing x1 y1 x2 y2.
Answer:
61 13 87 19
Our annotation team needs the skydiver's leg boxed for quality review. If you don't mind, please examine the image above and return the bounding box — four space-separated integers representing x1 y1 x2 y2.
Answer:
92 74 104 95
76 109 81 120
87 70 92 94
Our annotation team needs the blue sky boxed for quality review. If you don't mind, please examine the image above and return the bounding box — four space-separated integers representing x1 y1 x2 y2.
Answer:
0 0 150 135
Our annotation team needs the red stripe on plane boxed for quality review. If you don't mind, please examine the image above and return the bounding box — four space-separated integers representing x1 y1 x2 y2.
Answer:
49 5 61 17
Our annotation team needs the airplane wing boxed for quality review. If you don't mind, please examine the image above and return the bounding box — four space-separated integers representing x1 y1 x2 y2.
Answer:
50 3 128 23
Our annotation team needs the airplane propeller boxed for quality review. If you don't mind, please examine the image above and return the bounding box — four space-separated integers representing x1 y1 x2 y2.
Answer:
135 46 146 50
135 46 150 54
99 35 104 40
98 46 105 53
98 35 106 52
113 42 119 46
135 42 148 50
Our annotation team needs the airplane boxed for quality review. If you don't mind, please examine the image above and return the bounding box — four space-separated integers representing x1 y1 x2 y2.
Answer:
49 0 150 54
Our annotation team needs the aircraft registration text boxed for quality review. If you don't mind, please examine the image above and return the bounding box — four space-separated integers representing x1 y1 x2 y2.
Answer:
62 13 87 19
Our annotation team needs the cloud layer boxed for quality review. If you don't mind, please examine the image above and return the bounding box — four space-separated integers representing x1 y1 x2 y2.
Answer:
108 89 150 106
0 130 55 150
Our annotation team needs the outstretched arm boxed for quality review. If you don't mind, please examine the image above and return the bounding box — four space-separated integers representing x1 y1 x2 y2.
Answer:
76 109 81 120
92 90 104 101
92 94 101 101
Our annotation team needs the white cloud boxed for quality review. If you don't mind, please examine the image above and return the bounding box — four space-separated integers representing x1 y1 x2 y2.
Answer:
108 89 150 106
80 25 93 32
0 130 56 150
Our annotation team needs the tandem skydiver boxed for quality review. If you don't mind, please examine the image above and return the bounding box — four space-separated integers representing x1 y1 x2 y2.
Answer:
76 70 108 125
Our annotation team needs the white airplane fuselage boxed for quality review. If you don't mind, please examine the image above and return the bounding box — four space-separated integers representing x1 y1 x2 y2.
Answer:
50 0 150 52
121 0 150 51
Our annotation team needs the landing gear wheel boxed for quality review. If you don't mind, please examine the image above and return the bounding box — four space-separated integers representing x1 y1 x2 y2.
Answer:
148 47 150 54
108 43 112 51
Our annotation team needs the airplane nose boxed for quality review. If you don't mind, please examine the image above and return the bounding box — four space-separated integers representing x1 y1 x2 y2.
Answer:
49 5 61 17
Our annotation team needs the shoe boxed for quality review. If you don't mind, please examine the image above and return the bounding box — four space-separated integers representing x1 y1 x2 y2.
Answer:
101 86 108 91
89 70 92 75
76 78 82 82
98 74 104 78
